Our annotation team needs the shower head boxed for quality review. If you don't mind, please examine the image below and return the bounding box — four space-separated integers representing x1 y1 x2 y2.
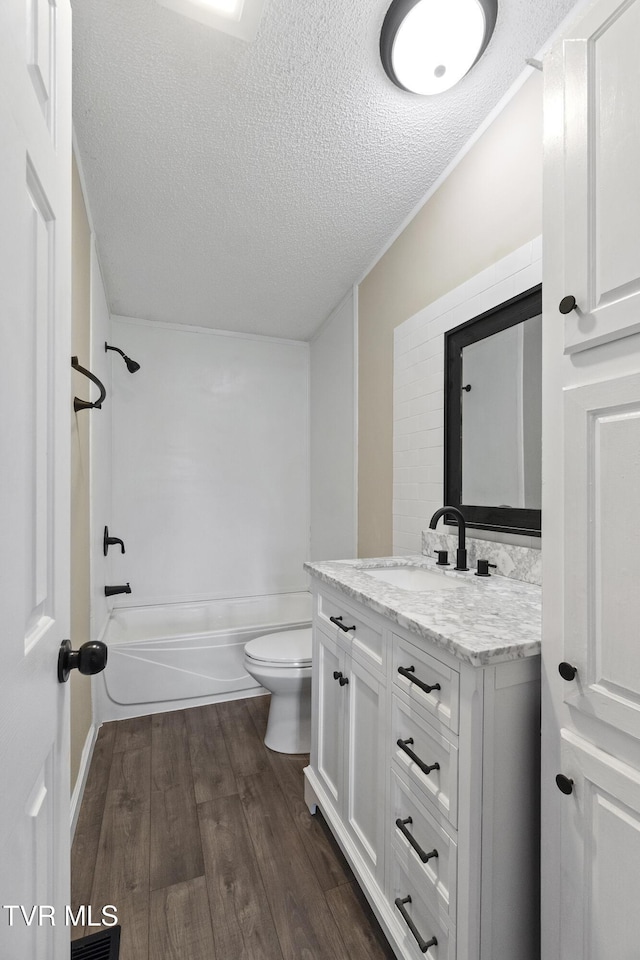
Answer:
105 342 141 373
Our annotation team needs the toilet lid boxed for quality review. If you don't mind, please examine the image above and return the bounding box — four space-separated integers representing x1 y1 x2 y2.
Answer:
245 628 312 666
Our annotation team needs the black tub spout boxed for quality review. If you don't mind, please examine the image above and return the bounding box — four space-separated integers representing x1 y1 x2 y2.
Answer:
104 583 132 597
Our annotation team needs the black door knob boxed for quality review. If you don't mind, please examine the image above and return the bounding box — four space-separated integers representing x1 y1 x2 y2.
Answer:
558 661 577 681
556 773 574 795
559 295 577 314
339 676 349 686
58 639 108 683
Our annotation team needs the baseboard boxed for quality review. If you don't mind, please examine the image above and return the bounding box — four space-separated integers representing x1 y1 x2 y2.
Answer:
70 722 99 840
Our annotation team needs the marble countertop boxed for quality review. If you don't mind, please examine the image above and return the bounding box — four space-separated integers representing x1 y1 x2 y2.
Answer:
303 556 541 666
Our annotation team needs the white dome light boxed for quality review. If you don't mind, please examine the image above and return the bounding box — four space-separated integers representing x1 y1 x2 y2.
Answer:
380 0 497 96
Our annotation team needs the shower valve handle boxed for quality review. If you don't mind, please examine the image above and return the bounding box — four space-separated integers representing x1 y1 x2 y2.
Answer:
103 525 126 555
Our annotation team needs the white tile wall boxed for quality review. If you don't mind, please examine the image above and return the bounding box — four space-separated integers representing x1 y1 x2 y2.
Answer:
110 316 310 606
393 239 543 556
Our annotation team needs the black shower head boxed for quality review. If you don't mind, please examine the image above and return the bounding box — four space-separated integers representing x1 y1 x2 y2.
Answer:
105 341 141 373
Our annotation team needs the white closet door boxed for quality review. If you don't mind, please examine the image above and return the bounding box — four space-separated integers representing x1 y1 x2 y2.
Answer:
543 0 640 956
561 0 640 354
559 731 640 959
563 373 640 742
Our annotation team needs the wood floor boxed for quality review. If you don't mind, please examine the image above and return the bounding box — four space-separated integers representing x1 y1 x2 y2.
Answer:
71 695 396 960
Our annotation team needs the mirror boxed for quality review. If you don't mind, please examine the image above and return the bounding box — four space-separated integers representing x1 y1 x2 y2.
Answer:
444 284 542 536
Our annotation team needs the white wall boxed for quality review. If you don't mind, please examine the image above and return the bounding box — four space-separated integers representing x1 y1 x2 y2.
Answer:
393 238 542 555
110 317 310 606
310 290 357 560
89 242 113 641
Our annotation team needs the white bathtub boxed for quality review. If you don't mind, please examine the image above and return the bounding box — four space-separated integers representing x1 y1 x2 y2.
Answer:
94 592 312 722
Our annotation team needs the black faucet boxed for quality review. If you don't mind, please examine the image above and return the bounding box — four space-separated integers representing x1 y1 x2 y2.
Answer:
429 506 468 571
104 583 131 597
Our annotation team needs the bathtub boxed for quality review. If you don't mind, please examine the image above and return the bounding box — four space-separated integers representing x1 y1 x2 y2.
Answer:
94 591 312 722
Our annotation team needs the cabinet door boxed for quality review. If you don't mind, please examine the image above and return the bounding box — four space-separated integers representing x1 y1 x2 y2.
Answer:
314 627 345 812
344 656 386 879
563 374 640 742
559 731 640 959
560 0 640 353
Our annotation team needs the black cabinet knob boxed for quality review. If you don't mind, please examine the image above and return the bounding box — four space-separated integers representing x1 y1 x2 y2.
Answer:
556 774 574 795
559 295 577 314
339 676 349 686
333 671 343 681
58 639 108 683
558 661 577 681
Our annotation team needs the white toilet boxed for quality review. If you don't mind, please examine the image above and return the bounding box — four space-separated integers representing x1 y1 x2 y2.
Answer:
243 627 312 754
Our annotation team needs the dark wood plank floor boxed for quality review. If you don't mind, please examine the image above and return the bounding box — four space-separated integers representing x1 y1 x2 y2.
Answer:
71 695 396 960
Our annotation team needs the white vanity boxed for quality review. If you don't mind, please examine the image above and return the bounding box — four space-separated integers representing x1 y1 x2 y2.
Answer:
303 556 541 960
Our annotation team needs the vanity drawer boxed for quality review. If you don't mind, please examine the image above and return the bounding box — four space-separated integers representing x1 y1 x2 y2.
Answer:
316 591 384 672
389 847 455 960
390 769 457 922
393 634 459 734
392 696 458 828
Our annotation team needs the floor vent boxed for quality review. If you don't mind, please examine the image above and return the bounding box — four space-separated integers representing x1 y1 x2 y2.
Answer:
70 926 121 959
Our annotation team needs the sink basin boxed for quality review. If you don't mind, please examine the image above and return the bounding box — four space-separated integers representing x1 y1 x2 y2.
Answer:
359 566 463 592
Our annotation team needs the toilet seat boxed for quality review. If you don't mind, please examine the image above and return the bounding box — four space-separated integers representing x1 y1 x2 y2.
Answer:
244 628 312 668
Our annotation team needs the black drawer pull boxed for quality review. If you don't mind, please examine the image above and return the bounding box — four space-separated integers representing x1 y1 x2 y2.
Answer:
397 738 440 776
398 665 441 695
394 896 437 953
395 817 439 864
329 615 356 633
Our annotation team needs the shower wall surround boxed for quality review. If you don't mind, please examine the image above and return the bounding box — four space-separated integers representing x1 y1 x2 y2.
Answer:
90 244 114 638
110 316 309 606
393 238 542 557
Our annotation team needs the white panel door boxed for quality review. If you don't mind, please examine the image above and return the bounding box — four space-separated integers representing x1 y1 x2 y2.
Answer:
559 731 640 959
563 373 640 741
0 2 72 959
561 0 640 354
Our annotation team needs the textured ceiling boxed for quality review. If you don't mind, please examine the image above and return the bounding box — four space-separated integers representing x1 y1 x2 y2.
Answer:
72 0 577 340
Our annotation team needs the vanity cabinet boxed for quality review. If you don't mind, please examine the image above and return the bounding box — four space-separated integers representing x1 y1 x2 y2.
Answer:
305 578 540 960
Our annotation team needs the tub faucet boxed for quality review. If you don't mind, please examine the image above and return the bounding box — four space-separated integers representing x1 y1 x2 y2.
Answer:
429 506 468 571
104 583 132 597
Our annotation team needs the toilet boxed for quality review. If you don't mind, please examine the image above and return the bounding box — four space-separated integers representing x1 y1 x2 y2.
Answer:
243 627 312 754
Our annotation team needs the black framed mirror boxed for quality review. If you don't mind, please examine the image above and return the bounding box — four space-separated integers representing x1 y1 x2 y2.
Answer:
444 284 542 537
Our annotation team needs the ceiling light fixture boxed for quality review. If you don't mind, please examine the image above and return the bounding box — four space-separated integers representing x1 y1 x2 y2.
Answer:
380 0 498 96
